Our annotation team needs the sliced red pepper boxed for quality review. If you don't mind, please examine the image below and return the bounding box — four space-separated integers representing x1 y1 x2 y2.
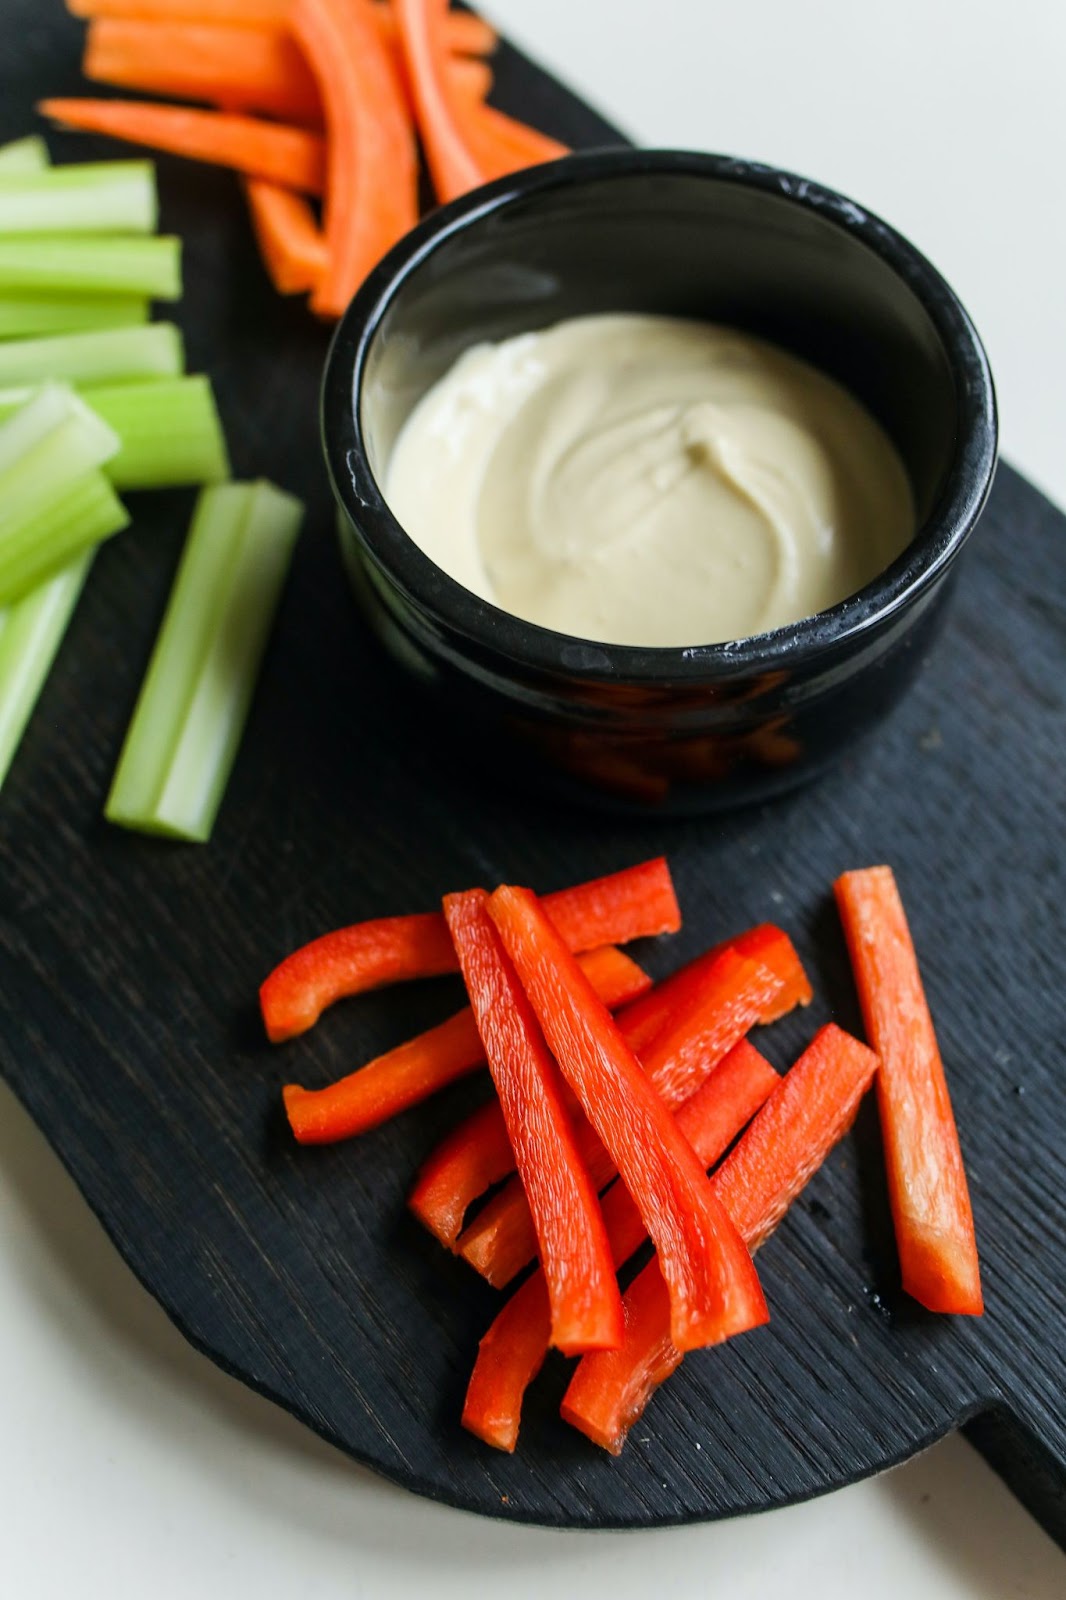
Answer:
486 886 769 1353
261 856 679 1042
457 947 785 1286
561 1023 878 1453
444 889 622 1355
835 866 982 1314
412 932 799 1250
462 1040 779 1451
619 924 811 1055
283 945 648 1144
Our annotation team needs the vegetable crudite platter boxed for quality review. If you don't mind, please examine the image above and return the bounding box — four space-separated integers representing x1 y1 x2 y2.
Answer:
2 0 1066 1546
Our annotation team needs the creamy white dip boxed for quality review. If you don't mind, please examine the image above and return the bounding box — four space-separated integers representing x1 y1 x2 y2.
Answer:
384 314 914 646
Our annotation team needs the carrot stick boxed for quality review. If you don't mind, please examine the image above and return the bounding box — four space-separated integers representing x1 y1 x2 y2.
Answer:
260 857 679 1042
68 0 499 56
83 18 323 124
445 890 623 1355
835 866 982 1314
487 887 770 1354
244 180 327 295
39 99 326 195
561 1024 879 1453
395 0 484 201
462 1041 779 1451
283 946 649 1143
460 101 568 172
291 0 418 320
67 0 292 19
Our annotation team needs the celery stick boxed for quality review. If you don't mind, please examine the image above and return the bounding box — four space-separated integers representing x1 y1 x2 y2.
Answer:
0 293 149 339
0 137 50 175
0 468 127 606
0 323 183 387
0 550 93 791
85 376 230 489
106 481 302 842
0 235 181 298
0 390 125 604
0 382 119 474
0 162 157 234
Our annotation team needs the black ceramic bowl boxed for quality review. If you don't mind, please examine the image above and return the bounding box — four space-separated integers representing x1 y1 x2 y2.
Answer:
322 150 997 813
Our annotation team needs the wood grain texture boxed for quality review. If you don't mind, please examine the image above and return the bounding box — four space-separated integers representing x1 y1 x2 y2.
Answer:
1 0 1065 1539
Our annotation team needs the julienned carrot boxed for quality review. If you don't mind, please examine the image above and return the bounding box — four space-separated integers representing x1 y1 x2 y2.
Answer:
83 19 323 125
835 866 982 1314
459 100 568 172
244 180 327 295
410 930 802 1249
561 1024 879 1453
487 887 769 1354
395 0 483 201
462 1041 779 1451
445 890 623 1355
292 0 418 319
283 945 649 1143
260 857 679 1042
68 0 499 57
39 99 327 195
456 947 785 1286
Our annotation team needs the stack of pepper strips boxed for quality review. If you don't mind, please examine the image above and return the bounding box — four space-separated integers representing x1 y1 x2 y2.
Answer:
260 857 982 1455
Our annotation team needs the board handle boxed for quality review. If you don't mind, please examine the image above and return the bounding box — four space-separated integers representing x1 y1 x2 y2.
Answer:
965 1404 1066 1551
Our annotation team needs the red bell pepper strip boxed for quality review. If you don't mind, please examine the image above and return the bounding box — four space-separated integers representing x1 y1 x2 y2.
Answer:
444 889 623 1355
835 866 982 1314
486 886 770 1353
561 1023 879 1453
618 924 811 1055
260 856 679 1042
462 1040 779 1450
457 947 785 1285
283 945 648 1144
412 931 802 1249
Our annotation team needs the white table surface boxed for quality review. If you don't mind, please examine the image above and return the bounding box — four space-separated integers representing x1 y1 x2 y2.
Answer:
3 3 1065 1596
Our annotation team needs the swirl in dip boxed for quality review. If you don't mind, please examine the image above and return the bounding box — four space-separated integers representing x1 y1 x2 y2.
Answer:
384 314 914 647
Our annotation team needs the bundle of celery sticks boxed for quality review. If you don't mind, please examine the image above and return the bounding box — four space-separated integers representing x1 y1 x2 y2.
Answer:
0 134 303 842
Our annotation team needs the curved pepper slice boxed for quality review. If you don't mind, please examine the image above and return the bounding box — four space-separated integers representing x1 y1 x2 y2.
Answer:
561 1023 879 1453
486 886 769 1354
283 945 648 1144
462 1040 779 1451
261 856 679 1042
835 866 982 1314
444 889 622 1356
457 947 785 1286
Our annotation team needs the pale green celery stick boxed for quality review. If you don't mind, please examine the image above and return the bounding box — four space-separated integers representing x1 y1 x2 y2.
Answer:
0 381 119 475
106 481 303 842
0 162 157 234
0 322 183 387
0 235 181 298
85 376 230 489
0 292 149 340
0 137 50 174
0 468 127 606
0 550 93 790
0 392 124 603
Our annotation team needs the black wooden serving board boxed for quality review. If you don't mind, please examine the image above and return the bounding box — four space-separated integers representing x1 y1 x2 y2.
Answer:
2 0 1065 1541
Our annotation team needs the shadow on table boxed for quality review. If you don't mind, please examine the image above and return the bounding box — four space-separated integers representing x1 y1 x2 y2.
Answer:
3 1079 1065 1597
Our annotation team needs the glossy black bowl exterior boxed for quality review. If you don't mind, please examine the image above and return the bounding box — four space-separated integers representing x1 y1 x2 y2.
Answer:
323 150 997 813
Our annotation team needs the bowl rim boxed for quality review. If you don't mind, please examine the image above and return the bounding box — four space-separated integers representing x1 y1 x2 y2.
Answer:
322 147 998 682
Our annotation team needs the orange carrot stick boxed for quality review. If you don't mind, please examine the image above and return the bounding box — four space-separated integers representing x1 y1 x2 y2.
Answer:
83 18 323 124
373 3 498 58
461 101 568 171
395 0 484 201
291 0 418 320
68 0 294 25
244 179 327 294
39 98 326 194
835 866 983 1314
